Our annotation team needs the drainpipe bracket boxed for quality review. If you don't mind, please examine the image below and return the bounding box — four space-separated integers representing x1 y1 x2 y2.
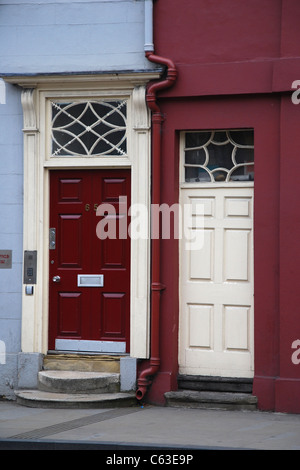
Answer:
151 282 166 291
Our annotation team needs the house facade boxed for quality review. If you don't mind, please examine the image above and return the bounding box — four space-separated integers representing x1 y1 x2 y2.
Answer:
140 0 300 414
1 0 300 414
0 0 160 400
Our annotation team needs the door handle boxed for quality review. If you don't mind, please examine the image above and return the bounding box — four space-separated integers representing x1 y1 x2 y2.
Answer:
52 275 61 283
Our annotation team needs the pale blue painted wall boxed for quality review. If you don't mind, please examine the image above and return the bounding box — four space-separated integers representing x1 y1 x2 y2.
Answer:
0 82 23 398
0 0 153 398
0 0 152 74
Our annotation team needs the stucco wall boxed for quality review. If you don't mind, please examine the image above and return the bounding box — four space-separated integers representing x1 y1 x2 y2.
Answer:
0 0 152 399
0 0 152 74
146 0 300 413
0 82 23 398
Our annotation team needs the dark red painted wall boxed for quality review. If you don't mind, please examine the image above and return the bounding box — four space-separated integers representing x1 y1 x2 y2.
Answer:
147 0 300 413
154 0 281 64
276 96 300 413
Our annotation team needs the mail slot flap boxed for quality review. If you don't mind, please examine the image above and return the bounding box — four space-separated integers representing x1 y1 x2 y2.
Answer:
77 274 104 287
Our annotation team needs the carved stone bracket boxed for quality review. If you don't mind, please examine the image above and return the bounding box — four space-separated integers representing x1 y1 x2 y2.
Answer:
21 88 38 132
132 86 150 131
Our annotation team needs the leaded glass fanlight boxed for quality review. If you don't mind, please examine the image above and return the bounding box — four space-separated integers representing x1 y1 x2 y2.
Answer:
184 129 254 182
51 100 127 157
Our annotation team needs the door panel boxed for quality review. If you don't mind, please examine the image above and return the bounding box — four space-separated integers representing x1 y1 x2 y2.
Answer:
58 214 83 268
224 229 250 281
101 292 126 339
58 292 82 336
179 185 254 378
49 169 131 352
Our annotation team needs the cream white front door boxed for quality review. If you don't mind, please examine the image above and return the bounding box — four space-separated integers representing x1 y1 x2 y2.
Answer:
179 184 254 378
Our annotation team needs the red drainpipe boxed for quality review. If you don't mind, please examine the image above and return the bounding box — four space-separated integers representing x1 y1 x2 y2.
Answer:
136 51 177 401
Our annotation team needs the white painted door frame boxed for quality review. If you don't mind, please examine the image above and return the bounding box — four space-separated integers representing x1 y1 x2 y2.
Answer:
6 72 160 359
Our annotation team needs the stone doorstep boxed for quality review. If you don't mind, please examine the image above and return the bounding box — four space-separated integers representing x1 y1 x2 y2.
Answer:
43 354 121 373
177 374 253 393
164 390 258 411
14 389 137 409
42 354 137 393
38 370 120 394
15 367 136 409
15 353 138 409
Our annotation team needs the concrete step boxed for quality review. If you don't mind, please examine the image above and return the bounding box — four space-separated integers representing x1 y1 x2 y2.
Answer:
164 390 257 411
14 389 137 409
38 370 120 394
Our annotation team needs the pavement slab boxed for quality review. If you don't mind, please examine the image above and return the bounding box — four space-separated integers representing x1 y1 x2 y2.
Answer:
0 401 300 450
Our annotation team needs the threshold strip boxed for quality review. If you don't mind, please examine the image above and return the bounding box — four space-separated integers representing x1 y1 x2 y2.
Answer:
9 408 140 440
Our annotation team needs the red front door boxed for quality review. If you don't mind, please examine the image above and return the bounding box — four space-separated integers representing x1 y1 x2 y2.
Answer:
48 169 131 353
